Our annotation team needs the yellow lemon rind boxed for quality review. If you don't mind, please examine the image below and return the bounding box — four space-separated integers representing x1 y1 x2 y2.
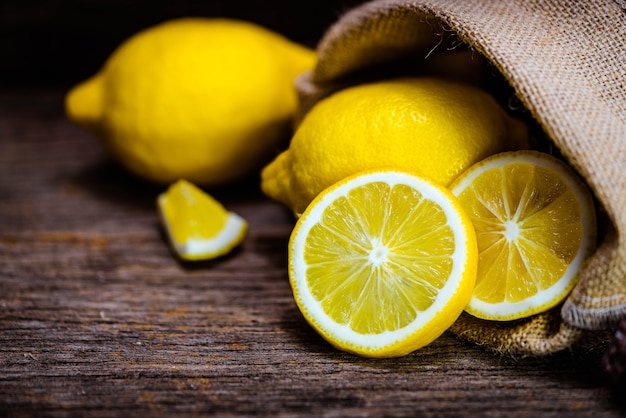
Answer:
66 18 316 187
260 77 530 215
289 169 477 358
451 150 596 321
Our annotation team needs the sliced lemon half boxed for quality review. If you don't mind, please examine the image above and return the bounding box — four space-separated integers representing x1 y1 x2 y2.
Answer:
451 150 596 321
157 179 247 261
288 170 478 358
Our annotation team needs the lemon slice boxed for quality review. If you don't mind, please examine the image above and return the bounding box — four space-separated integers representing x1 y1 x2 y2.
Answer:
288 170 478 357
450 150 596 321
157 179 247 260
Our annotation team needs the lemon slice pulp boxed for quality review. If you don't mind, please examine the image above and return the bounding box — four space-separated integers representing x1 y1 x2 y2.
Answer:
451 151 596 321
289 170 477 357
157 179 247 260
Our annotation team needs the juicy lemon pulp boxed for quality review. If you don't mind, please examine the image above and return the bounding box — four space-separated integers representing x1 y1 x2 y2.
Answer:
451 151 596 321
289 170 477 357
157 179 247 260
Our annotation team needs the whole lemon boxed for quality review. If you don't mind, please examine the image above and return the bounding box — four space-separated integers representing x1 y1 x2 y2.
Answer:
261 77 529 215
66 18 316 186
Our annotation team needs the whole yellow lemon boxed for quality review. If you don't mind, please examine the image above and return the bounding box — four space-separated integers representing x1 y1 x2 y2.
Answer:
261 77 529 215
66 18 316 186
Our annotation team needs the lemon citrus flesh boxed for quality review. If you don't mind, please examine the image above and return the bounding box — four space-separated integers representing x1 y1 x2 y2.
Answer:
157 179 247 261
66 18 316 186
450 151 596 321
289 170 478 357
261 77 529 215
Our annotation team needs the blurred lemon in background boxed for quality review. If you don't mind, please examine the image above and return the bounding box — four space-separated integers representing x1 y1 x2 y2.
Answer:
66 18 316 186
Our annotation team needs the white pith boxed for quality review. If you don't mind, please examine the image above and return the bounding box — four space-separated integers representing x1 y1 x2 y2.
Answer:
172 212 246 256
290 171 472 350
451 151 596 319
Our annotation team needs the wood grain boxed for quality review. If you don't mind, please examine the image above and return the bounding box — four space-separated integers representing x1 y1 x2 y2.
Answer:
0 89 624 417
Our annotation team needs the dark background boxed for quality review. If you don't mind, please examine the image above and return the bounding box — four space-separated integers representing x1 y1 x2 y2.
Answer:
0 0 367 87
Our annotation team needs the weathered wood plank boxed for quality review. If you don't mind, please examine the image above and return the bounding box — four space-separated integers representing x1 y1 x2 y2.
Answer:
0 89 623 417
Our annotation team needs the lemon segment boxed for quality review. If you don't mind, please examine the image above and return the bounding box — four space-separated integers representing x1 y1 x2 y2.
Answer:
157 179 247 261
289 170 478 357
261 77 529 215
451 151 596 321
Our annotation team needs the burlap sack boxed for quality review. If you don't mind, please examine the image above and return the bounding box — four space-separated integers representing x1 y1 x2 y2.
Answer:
296 0 626 355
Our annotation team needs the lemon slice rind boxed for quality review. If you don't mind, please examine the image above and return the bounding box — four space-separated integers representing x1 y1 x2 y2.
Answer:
163 211 247 260
289 170 477 357
451 150 596 321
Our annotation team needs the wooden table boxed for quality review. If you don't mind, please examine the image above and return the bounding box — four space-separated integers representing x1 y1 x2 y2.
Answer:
1 87 624 417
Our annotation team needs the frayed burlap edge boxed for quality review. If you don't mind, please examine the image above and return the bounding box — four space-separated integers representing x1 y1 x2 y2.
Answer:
450 312 588 357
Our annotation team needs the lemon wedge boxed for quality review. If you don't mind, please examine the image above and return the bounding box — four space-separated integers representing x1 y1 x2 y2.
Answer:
157 179 247 260
288 170 478 357
450 151 596 321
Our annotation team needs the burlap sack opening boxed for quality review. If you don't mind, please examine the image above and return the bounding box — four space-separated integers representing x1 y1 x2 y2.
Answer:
295 0 626 356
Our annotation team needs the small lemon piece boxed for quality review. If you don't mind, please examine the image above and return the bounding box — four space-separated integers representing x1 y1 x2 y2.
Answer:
289 170 478 357
261 77 529 215
450 151 596 321
157 179 247 261
66 18 316 186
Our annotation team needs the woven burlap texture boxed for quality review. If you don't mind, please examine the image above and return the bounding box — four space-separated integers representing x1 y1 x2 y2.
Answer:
296 0 626 355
